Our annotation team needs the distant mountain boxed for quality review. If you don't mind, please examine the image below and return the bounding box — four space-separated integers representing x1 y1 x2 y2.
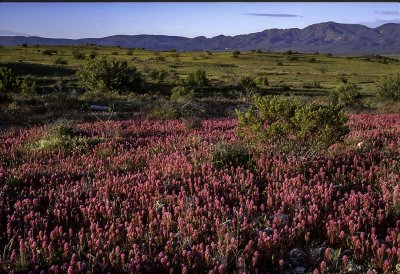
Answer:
0 30 30 36
0 22 399 55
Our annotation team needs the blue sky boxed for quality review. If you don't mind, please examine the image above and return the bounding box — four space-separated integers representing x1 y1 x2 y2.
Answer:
0 2 399 38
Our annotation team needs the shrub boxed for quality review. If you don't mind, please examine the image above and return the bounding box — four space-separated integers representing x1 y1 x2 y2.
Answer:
112 51 119 55
72 49 85 60
54 57 68 65
186 69 209 86
286 55 298 62
232 51 240 58
236 96 349 155
126 49 133 55
155 55 166 62
308 57 317 63
210 141 255 170
181 116 202 131
42 49 56 55
76 58 144 94
170 85 194 101
0 67 36 93
238 76 259 99
257 76 269 87
276 61 283 66
377 73 400 102
332 82 362 106
89 50 97 59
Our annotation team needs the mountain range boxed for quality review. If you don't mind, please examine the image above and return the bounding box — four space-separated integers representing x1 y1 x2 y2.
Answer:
0 22 399 55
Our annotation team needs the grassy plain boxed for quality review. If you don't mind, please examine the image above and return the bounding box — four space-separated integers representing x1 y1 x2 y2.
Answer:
0 44 399 128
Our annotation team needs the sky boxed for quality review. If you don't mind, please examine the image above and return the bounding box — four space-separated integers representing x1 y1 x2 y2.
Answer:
0 2 399 38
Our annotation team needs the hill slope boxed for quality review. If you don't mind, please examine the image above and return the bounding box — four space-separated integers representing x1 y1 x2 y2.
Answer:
0 22 399 55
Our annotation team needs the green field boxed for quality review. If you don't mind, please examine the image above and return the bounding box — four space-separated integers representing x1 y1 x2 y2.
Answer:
0 44 399 128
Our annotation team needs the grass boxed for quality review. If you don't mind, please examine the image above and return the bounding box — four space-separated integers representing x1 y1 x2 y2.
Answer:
0 44 399 129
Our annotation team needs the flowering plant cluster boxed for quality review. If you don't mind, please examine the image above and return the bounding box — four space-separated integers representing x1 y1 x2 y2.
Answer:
0 114 399 273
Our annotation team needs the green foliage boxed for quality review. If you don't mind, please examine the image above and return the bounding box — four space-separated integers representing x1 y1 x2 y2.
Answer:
332 82 362 106
89 50 98 59
154 55 166 62
77 57 144 94
236 96 349 155
42 49 57 55
186 69 209 86
112 51 119 55
170 85 194 101
284 50 293 55
377 73 400 102
286 55 299 62
232 51 240 58
0 67 36 93
126 49 133 55
238 76 259 100
72 49 85 60
54 57 68 65
257 76 269 87
148 69 168 82
210 141 255 170
276 61 283 66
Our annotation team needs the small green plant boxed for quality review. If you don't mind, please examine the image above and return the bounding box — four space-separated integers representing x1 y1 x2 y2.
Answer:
236 96 349 156
170 85 194 101
186 69 209 86
0 67 36 93
42 49 56 55
126 49 133 55
155 55 166 62
53 57 68 65
257 76 269 87
112 51 119 55
276 61 283 66
181 116 202 131
377 73 400 102
77 57 144 94
332 82 362 106
72 49 85 60
89 50 97 59
210 141 255 170
237 76 259 100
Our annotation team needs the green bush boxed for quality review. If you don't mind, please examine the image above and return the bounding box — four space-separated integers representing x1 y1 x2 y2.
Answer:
77 58 144 94
377 73 400 102
54 57 68 65
238 76 259 99
332 82 362 106
89 50 98 59
72 49 85 60
210 141 255 170
0 67 36 93
170 85 194 101
126 49 133 55
257 76 269 87
42 49 56 55
186 69 209 86
236 96 349 155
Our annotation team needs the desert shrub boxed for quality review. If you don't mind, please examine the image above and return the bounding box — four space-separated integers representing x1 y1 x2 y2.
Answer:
155 55 166 62
186 69 209 86
377 73 400 102
77 58 144 94
54 57 68 65
126 49 133 55
170 85 194 101
308 57 317 63
0 67 36 93
89 50 98 59
112 51 119 55
42 49 56 55
276 61 283 66
332 82 362 106
257 76 269 87
302 81 321 89
286 55 299 62
284 50 293 55
236 96 349 155
72 49 85 60
210 141 255 169
238 76 259 99
232 51 240 58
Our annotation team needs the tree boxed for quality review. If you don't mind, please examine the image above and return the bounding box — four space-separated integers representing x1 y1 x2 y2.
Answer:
77 58 144 94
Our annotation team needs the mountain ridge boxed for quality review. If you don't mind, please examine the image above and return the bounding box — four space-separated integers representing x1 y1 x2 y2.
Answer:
1 22 399 55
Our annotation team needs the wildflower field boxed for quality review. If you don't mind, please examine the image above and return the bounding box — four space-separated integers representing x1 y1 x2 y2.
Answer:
0 114 399 273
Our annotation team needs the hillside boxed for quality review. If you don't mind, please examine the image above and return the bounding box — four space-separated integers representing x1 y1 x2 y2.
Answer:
0 22 399 55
